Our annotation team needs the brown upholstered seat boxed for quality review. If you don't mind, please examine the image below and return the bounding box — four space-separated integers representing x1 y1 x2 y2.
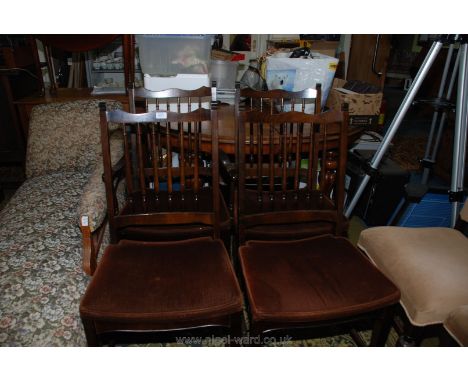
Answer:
358 226 468 326
239 235 400 344
80 238 243 343
357 202 468 345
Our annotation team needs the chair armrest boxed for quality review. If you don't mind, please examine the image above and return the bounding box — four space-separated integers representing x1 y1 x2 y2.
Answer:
79 167 126 275
79 165 109 233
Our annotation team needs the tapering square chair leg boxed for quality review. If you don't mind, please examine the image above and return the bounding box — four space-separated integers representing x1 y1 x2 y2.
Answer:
82 319 99 347
396 325 425 347
370 306 395 346
228 312 244 347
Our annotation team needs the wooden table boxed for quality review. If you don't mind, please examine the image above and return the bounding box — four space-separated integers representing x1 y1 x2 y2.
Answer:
14 88 365 153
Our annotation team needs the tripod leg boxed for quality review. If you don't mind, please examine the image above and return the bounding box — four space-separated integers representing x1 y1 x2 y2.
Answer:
345 41 444 218
422 44 456 185
450 42 468 227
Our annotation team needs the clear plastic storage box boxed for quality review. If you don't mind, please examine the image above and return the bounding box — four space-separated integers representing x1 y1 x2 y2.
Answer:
136 35 212 76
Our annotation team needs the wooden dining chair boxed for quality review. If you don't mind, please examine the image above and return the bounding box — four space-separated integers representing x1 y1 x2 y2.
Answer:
105 86 231 245
79 105 243 346
220 85 324 219
234 101 401 346
128 83 213 114
239 84 322 114
235 102 349 245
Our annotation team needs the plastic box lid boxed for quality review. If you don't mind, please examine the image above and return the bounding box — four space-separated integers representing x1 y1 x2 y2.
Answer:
136 35 212 76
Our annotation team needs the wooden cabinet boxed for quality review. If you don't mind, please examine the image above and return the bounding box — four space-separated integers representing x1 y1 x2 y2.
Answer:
38 35 136 94
0 37 43 164
347 35 392 88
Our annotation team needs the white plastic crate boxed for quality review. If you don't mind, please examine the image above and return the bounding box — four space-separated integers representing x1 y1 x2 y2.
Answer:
136 35 212 76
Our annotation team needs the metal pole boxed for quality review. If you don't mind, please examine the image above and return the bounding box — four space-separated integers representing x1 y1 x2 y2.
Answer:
345 41 444 218
421 43 455 185
450 42 468 227
431 48 461 163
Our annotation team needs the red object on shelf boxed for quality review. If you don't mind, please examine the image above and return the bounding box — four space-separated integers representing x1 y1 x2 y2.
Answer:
230 53 245 61
211 49 245 62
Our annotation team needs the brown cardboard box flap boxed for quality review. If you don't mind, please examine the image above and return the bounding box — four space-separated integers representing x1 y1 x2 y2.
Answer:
326 78 383 116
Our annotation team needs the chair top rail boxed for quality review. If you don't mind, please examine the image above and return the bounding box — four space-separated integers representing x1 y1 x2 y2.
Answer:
133 86 213 99
239 87 320 99
237 109 344 125
103 107 213 124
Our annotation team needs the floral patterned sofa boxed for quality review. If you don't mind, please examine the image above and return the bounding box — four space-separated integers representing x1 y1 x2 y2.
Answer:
0 99 122 346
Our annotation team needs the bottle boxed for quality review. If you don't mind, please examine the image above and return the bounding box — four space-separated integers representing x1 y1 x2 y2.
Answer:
378 98 387 128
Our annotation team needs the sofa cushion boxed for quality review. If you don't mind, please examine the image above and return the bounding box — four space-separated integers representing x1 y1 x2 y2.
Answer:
358 226 468 326
25 99 121 179
0 172 92 346
444 305 468 346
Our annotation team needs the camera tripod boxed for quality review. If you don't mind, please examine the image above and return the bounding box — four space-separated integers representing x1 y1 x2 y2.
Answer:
344 35 468 227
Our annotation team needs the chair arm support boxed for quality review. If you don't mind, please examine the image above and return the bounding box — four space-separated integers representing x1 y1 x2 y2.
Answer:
102 156 125 183
80 216 108 276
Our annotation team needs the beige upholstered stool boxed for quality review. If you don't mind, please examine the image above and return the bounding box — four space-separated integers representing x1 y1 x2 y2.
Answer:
357 203 468 344
444 305 468 346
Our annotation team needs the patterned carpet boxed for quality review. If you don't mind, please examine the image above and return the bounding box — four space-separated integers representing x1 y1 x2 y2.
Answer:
389 134 427 171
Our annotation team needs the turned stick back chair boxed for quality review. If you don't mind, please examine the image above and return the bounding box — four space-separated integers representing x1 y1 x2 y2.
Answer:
239 85 322 114
82 105 243 347
235 96 349 244
99 92 228 244
221 85 324 215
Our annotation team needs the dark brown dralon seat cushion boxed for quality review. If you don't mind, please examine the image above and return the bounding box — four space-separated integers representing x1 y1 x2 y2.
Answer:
118 189 231 242
80 237 243 324
239 235 400 323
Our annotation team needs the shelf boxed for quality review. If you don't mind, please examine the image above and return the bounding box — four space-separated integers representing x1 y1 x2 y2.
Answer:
92 68 141 74
92 69 124 73
91 87 126 95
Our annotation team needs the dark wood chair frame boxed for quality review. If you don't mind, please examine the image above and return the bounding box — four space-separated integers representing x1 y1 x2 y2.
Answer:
220 85 326 224
234 104 349 246
244 303 397 346
233 103 399 346
82 104 244 346
100 88 223 245
124 84 234 248
238 85 322 114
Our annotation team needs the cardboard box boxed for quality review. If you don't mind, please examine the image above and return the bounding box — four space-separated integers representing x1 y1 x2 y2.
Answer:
299 40 339 58
326 78 383 126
